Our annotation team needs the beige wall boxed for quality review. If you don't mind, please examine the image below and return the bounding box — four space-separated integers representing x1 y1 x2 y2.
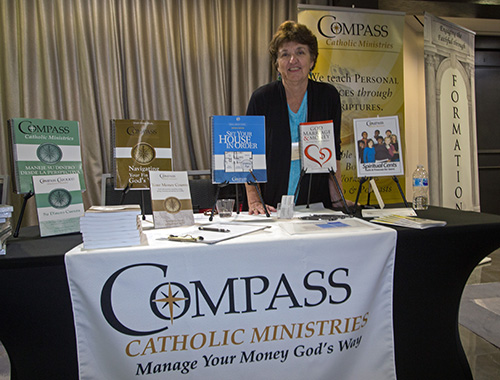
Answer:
403 16 427 197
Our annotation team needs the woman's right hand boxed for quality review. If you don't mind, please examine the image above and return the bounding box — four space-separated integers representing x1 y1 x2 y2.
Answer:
248 201 276 215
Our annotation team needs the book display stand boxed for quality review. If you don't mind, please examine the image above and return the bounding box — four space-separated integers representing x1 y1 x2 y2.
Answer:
354 176 409 209
208 181 246 222
294 167 352 215
13 191 33 238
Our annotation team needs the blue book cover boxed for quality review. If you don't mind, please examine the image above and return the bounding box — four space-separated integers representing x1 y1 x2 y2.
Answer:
211 115 267 184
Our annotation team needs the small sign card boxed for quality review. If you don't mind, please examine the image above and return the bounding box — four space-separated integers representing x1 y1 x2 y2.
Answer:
149 171 195 228
32 173 84 237
299 120 337 173
353 115 404 177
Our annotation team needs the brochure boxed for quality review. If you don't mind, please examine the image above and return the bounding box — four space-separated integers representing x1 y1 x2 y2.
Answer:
32 173 84 237
149 171 195 228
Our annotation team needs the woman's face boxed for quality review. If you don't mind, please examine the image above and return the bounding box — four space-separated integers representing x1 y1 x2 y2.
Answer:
277 41 314 84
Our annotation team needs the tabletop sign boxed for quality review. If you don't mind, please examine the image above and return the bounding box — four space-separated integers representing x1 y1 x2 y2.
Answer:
149 171 194 228
353 116 404 178
299 120 337 173
32 173 84 237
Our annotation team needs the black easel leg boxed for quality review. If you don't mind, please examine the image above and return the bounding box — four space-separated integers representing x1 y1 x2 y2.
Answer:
354 177 368 207
13 191 34 238
235 185 240 214
392 176 409 208
141 190 146 220
248 171 270 217
294 168 306 205
329 169 351 215
306 173 312 208
209 187 221 221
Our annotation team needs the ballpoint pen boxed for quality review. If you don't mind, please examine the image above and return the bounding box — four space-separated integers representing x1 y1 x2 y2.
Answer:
198 226 230 233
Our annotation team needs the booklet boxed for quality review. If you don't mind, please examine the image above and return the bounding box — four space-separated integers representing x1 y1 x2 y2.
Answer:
149 171 195 228
370 214 446 229
299 120 337 173
353 115 404 177
111 119 172 190
32 173 84 237
9 118 85 194
210 115 266 184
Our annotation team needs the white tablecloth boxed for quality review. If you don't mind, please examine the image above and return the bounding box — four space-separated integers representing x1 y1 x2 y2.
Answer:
65 214 397 380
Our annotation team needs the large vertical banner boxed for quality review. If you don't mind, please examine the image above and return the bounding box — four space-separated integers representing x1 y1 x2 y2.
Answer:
424 13 479 211
298 6 405 204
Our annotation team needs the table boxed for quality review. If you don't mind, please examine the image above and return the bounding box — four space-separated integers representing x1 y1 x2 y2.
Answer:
1 207 499 379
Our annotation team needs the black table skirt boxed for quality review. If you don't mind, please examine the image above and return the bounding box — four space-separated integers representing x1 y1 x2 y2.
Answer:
1 207 499 380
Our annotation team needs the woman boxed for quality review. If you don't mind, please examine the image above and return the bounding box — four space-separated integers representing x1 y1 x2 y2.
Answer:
245 21 346 215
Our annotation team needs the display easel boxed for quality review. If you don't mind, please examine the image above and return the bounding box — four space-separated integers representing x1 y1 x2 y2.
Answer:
119 182 147 220
13 191 33 238
294 167 352 215
354 175 409 209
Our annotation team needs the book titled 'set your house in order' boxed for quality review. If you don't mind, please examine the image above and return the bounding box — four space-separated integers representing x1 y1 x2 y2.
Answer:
211 115 266 184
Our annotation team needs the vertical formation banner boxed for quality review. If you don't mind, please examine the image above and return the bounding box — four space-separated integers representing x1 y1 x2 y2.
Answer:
298 6 405 204
424 13 480 211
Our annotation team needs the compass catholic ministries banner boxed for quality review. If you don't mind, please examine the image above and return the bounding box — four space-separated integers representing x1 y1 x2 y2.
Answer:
298 6 405 204
65 223 397 379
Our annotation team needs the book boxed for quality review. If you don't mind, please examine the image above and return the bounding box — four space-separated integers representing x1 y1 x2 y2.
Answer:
8 118 85 194
32 173 85 237
149 171 195 228
299 120 337 173
353 115 404 177
211 115 266 184
370 214 446 229
111 119 172 190
80 205 147 249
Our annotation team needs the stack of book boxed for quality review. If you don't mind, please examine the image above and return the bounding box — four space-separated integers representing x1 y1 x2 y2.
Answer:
80 205 147 250
0 205 14 255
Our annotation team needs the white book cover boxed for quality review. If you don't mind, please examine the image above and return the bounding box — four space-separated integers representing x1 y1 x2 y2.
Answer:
149 171 195 228
32 173 84 237
299 120 337 173
353 115 404 177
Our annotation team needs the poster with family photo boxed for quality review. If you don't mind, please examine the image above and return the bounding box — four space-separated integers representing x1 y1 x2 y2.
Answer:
353 116 404 177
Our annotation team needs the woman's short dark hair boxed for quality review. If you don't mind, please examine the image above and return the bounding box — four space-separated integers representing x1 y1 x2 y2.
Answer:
269 21 319 71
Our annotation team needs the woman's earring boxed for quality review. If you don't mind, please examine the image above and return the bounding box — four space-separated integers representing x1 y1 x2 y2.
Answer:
277 72 282 81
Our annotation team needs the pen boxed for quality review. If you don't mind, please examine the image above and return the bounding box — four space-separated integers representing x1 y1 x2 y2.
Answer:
198 226 230 233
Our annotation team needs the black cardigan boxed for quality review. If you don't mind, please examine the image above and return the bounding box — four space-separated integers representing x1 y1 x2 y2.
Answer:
246 79 342 208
